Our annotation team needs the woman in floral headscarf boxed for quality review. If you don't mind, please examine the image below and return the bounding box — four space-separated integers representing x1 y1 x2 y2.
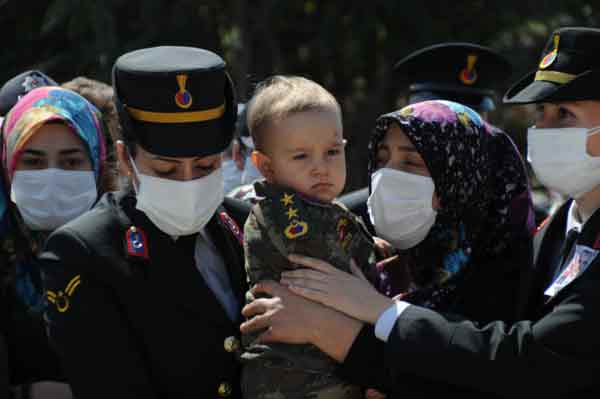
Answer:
280 100 534 326
0 86 112 399
363 100 535 323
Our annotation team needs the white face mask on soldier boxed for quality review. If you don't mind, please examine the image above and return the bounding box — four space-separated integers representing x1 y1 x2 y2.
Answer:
129 155 224 237
367 168 437 250
528 126 600 199
11 169 97 231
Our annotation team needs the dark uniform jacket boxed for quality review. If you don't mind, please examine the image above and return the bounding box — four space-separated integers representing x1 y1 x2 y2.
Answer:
0 332 8 398
41 190 250 399
339 199 600 398
1 252 65 394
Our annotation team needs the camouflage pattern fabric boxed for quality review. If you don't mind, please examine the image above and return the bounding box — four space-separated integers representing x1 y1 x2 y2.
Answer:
241 180 376 399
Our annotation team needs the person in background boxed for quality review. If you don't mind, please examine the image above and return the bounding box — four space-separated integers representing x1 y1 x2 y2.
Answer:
228 103 264 202
62 76 119 189
240 26 600 398
0 70 58 134
0 71 57 117
1 86 111 399
223 103 248 195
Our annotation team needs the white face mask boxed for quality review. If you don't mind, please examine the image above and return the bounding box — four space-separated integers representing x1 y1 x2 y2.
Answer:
11 169 97 231
528 126 600 199
367 168 437 250
130 157 224 237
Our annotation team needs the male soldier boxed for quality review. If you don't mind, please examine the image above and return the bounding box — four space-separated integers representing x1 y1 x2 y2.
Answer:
339 43 517 231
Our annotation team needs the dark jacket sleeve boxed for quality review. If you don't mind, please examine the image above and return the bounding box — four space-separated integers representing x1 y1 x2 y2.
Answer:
41 227 157 399
0 332 9 398
343 286 600 398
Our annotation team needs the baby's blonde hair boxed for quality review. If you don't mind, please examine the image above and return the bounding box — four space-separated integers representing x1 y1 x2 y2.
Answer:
246 75 341 152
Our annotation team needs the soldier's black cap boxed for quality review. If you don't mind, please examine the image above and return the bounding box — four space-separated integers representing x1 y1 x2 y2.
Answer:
394 43 512 112
113 46 236 158
0 70 57 116
504 27 600 104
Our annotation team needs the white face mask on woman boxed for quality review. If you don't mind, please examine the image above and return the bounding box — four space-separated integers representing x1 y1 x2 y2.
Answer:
130 156 224 237
367 168 437 250
11 169 97 231
528 126 600 199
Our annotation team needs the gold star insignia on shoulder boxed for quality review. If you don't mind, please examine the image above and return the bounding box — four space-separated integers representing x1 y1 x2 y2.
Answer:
285 207 299 220
280 193 295 206
47 275 81 313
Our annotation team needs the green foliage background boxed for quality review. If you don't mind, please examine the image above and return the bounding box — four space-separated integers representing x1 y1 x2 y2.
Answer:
2 0 598 190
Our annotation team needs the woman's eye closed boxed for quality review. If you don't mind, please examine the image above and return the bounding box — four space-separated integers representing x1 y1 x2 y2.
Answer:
154 168 176 177
195 164 214 172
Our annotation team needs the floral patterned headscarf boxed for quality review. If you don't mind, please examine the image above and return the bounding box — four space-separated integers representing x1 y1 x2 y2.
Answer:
369 100 535 310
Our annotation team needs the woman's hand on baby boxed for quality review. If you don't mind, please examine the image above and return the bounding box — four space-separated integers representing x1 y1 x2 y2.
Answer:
241 281 326 345
240 280 363 362
281 254 393 324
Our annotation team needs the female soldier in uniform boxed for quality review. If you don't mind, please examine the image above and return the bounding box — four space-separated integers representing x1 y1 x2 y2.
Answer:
41 46 249 399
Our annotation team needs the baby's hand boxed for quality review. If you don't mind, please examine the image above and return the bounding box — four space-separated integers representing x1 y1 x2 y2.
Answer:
373 236 395 259
365 388 386 399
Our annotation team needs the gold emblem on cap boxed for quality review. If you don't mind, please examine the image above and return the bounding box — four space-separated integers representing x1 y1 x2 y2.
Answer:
459 54 478 85
174 74 193 109
539 34 560 70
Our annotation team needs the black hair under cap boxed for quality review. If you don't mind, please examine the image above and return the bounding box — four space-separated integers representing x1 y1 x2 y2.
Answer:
113 46 236 158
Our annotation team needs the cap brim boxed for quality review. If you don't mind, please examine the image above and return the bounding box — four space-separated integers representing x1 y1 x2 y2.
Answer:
504 69 600 104
503 71 560 104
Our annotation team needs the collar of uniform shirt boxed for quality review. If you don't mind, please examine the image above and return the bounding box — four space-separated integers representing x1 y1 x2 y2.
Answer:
566 201 585 235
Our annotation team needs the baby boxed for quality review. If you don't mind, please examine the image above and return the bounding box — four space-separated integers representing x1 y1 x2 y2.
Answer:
241 75 377 399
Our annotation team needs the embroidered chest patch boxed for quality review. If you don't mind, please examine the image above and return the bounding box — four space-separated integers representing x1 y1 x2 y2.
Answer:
47 275 81 313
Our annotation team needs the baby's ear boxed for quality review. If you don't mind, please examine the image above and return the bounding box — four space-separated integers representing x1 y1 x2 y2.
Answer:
251 150 274 180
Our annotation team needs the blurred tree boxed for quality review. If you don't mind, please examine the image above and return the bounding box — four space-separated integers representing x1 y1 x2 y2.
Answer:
1 0 597 190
